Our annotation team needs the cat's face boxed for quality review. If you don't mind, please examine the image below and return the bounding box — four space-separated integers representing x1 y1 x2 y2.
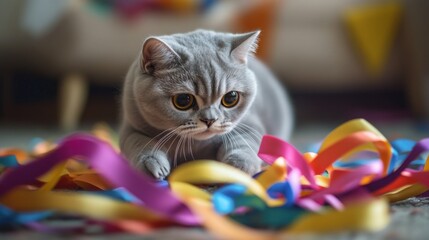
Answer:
133 30 259 140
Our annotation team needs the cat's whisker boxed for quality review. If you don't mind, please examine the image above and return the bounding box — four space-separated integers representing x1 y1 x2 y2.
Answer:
225 131 236 152
173 134 185 168
181 134 188 161
234 126 258 145
152 127 181 158
136 127 176 160
221 135 229 153
180 134 187 163
139 127 174 153
236 124 262 145
237 123 263 140
225 132 238 152
182 134 188 163
231 128 258 157
152 129 176 153
225 133 234 151
188 135 195 161
164 128 181 153
182 132 191 162
165 130 184 168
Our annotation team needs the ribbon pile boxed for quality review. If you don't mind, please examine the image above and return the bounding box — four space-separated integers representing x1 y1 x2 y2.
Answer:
1 119 429 239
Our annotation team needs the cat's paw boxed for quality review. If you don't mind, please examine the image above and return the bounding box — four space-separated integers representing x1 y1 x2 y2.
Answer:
222 152 261 176
137 155 171 180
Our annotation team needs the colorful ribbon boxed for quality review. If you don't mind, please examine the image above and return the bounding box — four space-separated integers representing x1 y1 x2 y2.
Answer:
0 118 428 239
0 134 197 225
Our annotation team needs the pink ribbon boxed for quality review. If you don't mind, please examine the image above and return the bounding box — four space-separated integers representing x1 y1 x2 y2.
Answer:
0 134 199 226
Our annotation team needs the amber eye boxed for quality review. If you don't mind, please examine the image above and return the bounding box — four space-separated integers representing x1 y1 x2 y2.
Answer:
221 91 239 108
172 94 195 110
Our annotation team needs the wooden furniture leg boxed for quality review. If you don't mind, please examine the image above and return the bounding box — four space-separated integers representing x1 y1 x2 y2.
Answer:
59 73 88 130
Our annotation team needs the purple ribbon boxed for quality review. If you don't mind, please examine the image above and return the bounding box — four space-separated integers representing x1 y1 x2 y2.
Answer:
0 134 199 226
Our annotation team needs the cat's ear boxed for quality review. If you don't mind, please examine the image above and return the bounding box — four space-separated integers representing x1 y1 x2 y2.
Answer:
231 31 260 64
140 37 180 75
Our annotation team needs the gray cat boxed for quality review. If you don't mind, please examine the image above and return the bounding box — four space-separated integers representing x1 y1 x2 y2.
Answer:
120 30 293 180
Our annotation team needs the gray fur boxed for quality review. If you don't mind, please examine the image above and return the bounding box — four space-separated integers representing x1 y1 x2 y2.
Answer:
120 30 293 180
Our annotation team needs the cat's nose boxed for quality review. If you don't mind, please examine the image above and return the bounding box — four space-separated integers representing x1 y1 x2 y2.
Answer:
200 118 217 128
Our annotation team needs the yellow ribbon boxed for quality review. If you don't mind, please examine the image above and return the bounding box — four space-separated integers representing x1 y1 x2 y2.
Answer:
0 188 165 223
169 160 284 207
286 198 389 233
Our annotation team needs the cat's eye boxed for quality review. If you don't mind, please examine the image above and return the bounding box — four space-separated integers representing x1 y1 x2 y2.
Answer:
221 91 239 108
172 94 195 110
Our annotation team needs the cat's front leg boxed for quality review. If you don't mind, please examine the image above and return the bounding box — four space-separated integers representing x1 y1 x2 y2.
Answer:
137 152 170 180
217 134 263 176
120 126 171 180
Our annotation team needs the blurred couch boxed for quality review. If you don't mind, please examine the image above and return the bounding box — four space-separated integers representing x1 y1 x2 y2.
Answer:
271 0 405 90
0 0 278 84
0 0 278 129
0 0 427 128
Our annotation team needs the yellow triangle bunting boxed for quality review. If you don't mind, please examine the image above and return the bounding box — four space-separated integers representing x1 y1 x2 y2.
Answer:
345 1 402 76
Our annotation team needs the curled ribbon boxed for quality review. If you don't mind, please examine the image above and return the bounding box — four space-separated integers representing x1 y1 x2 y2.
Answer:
0 118 428 239
0 134 198 226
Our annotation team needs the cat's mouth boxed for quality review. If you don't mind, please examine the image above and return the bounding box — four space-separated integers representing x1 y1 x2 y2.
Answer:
188 127 227 140
180 122 233 141
190 129 218 140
